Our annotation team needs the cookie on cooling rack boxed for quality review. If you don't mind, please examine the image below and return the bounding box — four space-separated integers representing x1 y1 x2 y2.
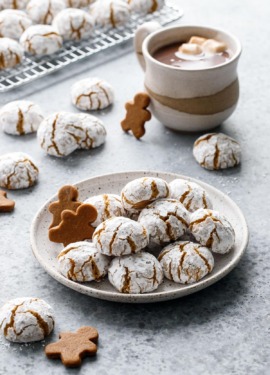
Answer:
158 241 214 284
53 8 94 41
20 25 63 56
138 198 190 247
121 177 170 214
26 0 66 24
108 252 163 293
169 179 213 213
84 194 126 227
58 241 111 282
71 78 114 111
0 9 32 40
37 112 106 157
0 38 24 70
0 0 29 10
126 0 164 14
93 216 149 256
90 0 130 28
0 152 39 189
0 100 44 135
189 208 235 254
193 133 241 170
64 0 94 6
0 297 55 343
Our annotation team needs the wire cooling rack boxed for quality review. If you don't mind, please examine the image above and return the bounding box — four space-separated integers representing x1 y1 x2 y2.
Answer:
0 1 183 92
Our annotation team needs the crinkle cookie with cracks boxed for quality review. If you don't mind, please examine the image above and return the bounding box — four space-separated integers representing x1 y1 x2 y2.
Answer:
26 0 65 24
0 100 44 135
0 37 24 70
90 0 130 28
53 8 94 41
158 241 214 284
84 194 126 227
71 77 114 111
58 242 111 282
108 252 163 293
64 0 94 6
169 179 213 213
0 297 54 343
0 9 32 40
0 0 29 10
93 216 149 256
20 25 63 56
189 208 235 254
37 112 106 157
138 198 190 247
121 176 170 214
193 133 241 170
124 0 164 14
0 152 39 189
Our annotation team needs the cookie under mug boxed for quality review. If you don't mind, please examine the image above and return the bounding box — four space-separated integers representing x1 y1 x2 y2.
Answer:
134 23 242 132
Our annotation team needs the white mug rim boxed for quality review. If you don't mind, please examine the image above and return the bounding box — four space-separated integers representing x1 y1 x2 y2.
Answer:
142 24 242 72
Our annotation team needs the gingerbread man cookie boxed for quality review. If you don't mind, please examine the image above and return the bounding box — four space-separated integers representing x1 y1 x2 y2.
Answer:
121 92 151 139
45 326 98 367
0 190 15 212
49 204 98 246
49 185 81 228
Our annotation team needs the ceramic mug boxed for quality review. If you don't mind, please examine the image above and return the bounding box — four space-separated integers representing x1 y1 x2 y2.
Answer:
134 23 242 132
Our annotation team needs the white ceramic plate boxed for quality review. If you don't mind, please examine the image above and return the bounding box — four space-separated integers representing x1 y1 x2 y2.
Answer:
31 171 249 303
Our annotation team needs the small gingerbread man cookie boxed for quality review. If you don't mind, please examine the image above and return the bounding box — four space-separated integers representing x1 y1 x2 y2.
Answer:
49 185 81 228
0 190 15 212
45 326 98 367
121 93 151 139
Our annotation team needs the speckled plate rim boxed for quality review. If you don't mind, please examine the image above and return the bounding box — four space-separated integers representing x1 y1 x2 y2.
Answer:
30 170 249 303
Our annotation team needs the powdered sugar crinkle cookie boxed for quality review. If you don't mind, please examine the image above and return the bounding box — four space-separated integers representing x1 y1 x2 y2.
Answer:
0 100 44 135
138 198 190 247
84 194 125 227
126 0 164 14
169 179 213 212
189 208 235 254
58 241 111 282
90 0 130 28
158 241 214 284
193 133 241 170
0 38 24 69
26 0 66 24
0 152 39 189
0 9 32 40
93 216 149 256
0 0 29 10
108 252 163 293
0 297 55 343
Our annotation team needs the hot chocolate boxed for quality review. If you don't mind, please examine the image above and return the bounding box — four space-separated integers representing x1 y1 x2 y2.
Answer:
153 36 231 69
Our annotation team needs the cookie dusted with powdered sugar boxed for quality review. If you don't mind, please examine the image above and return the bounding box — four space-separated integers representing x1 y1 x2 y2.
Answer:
0 100 44 135
53 8 94 41
138 199 190 247
71 77 114 111
37 112 106 157
189 208 235 254
26 0 65 24
169 179 213 213
90 0 130 28
125 0 164 14
0 38 24 70
121 177 170 214
93 217 149 256
84 194 125 227
158 241 214 284
0 297 55 343
20 25 62 56
64 0 94 6
0 10 32 40
0 152 39 189
193 133 241 170
0 0 29 10
108 252 163 293
58 242 111 282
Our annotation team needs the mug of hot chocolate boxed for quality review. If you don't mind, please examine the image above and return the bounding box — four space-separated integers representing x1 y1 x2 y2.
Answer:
134 23 242 131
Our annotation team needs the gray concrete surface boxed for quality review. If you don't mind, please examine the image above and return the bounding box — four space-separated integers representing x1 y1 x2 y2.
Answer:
0 0 269 374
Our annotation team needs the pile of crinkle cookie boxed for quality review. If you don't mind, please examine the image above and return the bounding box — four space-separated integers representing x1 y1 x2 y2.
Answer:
47 176 236 294
0 0 165 70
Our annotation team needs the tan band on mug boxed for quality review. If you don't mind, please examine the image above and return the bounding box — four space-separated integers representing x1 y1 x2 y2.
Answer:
145 79 239 115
